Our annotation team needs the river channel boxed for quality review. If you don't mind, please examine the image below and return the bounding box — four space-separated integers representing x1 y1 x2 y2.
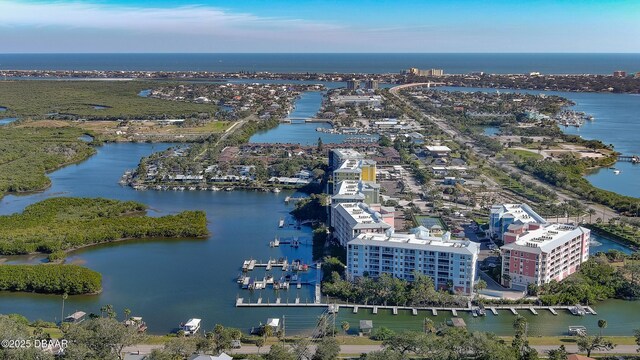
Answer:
0 83 637 336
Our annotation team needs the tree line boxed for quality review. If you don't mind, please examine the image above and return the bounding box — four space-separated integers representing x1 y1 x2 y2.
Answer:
0 264 101 295
0 197 208 255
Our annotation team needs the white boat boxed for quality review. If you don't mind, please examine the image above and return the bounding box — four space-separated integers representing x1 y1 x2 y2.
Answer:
569 305 586 316
272 187 281 193
270 237 280 247
62 311 86 325
613 169 621 175
278 218 285 228
568 325 587 336
180 318 201 335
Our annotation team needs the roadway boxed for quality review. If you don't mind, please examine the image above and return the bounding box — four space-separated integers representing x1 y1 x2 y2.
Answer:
122 343 640 356
388 83 618 223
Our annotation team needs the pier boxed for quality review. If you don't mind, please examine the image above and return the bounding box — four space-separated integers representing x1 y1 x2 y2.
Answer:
618 155 640 163
284 196 309 204
234 301 598 319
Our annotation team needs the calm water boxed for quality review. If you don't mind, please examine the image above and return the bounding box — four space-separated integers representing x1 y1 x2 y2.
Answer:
0 141 635 335
441 86 640 198
249 86 378 145
0 118 18 125
0 143 324 333
1 53 639 74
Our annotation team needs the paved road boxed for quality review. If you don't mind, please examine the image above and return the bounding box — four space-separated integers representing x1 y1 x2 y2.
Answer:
388 84 618 223
123 343 640 356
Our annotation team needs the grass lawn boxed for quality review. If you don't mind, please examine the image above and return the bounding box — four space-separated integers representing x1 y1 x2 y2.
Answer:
0 80 216 119
505 148 544 161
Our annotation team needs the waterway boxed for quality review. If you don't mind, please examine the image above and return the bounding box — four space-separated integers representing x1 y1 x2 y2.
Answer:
440 86 640 199
0 141 635 335
249 81 382 145
0 82 637 336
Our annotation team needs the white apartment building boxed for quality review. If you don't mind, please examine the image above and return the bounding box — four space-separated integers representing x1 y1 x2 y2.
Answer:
333 202 394 246
489 204 547 241
347 227 479 295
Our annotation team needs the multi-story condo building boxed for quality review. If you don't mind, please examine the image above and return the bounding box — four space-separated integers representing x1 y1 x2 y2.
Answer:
329 149 364 171
489 204 546 241
500 223 590 291
347 228 479 295
333 202 394 246
330 180 380 227
364 79 379 90
332 158 376 193
346 79 360 90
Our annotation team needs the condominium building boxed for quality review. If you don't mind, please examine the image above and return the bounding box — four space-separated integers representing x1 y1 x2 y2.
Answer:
346 79 360 90
332 158 377 193
329 149 363 171
364 79 379 90
489 204 547 241
333 202 394 246
330 180 381 227
500 223 590 290
347 227 479 294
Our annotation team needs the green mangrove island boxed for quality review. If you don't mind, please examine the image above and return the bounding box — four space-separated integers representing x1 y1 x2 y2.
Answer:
0 264 102 295
0 197 208 255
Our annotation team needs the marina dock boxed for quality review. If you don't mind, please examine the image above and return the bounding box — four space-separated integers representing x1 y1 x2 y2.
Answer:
234 300 598 319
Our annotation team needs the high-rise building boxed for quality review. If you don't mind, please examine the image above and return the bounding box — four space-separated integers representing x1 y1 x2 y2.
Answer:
489 204 547 241
346 79 360 90
347 228 479 294
613 70 627 77
500 223 590 290
364 79 379 90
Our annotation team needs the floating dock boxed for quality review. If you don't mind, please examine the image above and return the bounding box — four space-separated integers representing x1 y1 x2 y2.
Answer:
549 308 558 315
529 308 538 315
392 307 398 315
373 306 378 314
451 309 458 317
490 307 498 315
585 306 598 315
509 308 518 315
353 306 358 314
432 309 438 316
412 309 418 316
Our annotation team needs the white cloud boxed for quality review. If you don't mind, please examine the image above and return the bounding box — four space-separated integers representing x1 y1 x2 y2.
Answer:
0 0 341 35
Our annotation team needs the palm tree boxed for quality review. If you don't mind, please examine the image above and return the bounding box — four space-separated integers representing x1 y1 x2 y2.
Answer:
588 209 596 223
598 319 608 336
474 279 488 298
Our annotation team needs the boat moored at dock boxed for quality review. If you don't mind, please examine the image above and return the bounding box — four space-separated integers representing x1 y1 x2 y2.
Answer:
179 318 201 336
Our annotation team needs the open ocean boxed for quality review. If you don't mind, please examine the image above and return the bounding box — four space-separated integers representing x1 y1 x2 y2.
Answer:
0 53 639 74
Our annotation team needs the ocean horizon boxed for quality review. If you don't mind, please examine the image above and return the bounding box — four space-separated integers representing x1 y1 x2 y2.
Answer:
1 53 639 74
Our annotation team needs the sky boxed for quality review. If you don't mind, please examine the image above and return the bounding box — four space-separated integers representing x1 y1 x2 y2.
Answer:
0 0 639 53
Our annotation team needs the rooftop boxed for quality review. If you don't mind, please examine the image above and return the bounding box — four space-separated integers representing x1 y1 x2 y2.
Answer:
491 204 546 225
501 223 589 253
349 230 479 256
335 202 392 230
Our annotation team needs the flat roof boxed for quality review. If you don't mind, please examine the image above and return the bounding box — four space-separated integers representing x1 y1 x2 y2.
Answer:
349 232 478 256
491 204 546 225
501 223 589 253
426 146 451 152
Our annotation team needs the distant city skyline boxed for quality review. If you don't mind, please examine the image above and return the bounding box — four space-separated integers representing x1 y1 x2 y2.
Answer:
1 0 639 53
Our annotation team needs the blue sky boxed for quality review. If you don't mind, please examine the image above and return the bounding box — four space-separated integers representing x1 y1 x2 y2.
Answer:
1 0 639 53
